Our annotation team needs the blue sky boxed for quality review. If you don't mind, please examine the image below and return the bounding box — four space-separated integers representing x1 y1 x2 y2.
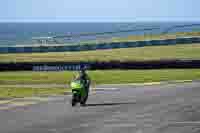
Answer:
0 0 199 22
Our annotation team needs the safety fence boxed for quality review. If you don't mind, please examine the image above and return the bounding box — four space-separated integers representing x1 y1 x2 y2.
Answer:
1 60 200 71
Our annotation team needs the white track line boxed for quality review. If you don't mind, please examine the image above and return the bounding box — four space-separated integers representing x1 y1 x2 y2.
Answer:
168 121 200 126
94 88 119 90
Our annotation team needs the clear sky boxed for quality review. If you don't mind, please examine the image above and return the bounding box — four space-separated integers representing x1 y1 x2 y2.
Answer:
0 0 199 22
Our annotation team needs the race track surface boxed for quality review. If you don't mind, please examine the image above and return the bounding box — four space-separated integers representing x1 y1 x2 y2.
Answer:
1 82 200 133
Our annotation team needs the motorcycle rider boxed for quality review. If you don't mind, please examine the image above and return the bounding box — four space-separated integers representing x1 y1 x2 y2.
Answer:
74 69 91 103
79 69 90 88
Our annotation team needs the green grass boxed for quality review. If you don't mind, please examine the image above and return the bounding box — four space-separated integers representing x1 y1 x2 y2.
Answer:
0 69 200 98
0 69 200 85
71 31 200 45
0 71 75 85
89 69 200 84
0 44 200 63
1 31 200 98
0 87 69 98
111 31 200 42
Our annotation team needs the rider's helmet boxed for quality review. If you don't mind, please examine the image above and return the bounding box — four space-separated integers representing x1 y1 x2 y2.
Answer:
79 69 86 77
74 68 85 80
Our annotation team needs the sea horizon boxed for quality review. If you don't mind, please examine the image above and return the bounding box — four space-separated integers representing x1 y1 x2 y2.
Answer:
0 22 200 46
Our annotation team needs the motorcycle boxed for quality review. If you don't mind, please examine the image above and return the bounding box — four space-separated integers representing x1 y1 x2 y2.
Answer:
70 79 88 107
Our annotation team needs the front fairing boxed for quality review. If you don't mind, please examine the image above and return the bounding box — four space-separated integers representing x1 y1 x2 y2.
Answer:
71 80 84 89
70 80 86 97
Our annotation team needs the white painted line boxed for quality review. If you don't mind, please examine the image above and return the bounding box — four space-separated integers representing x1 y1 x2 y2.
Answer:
0 106 12 110
104 123 137 128
100 82 162 86
9 101 37 107
173 80 193 83
99 80 194 86
21 97 49 102
0 100 13 104
168 121 200 126
95 88 119 90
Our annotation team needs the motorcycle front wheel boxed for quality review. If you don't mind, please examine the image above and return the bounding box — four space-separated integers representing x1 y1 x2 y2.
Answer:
71 93 79 107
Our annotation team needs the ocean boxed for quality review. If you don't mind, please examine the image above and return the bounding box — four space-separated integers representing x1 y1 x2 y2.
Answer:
0 22 200 46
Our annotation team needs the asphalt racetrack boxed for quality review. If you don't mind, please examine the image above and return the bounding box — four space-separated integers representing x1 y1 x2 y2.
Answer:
1 82 200 133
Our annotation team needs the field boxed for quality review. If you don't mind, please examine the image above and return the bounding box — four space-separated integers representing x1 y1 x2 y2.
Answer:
0 69 200 98
1 70 200 85
0 44 200 63
77 31 200 45
1 32 200 98
0 87 68 98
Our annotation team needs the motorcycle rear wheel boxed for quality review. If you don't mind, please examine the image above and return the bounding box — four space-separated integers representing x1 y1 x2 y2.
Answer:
80 94 88 106
80 100 86 106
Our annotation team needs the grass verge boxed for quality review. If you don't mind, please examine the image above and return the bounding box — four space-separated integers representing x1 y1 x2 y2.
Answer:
0 44 200 63
0 69 200 98
67 31 200 45
0 87 70 99
0 69 200 85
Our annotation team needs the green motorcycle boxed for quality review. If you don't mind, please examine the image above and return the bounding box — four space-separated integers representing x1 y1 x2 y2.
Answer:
70 80 88 107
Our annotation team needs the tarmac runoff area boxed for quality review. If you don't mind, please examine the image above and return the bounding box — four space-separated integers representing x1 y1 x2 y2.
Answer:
1 81 200 132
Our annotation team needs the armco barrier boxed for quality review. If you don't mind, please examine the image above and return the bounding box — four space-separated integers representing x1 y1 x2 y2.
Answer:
0 37 200 53
1 60 200 71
